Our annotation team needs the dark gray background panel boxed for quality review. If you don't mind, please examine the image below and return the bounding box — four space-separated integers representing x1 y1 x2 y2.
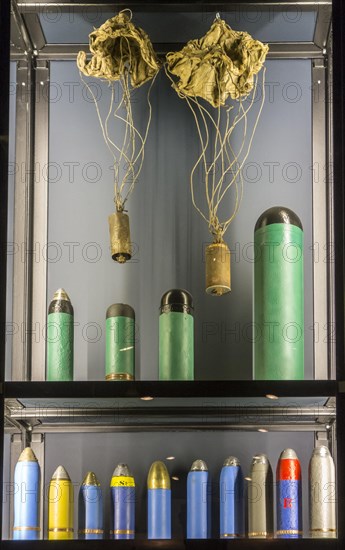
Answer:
43 431 314 539
39 9 317 44
47 58 313 381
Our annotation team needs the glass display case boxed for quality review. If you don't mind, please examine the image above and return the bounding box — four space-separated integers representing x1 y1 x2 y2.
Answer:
0 0 344 548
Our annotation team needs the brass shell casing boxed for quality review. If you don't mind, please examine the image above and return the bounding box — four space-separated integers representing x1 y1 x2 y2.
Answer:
105 373 134 381
205 242 231 295
108 212 132 263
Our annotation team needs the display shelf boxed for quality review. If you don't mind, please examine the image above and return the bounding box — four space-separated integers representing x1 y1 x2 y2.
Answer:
2 380 339 399
12 0 331 10
3 381 337 432
0 539 339 549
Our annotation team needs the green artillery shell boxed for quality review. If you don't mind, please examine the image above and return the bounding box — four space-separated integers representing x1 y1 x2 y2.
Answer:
248 454 274 538
159 289 194 380
105 304 135 381
47 289 74 381
254 207 304 380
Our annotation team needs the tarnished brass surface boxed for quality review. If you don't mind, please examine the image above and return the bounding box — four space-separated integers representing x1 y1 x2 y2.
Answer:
106 372 134 381
108 212 132 263
205 242 231 295
249 531 271 538
18 447 37 462
82 472 100 486
51 465 70 481
52 289 70 302
49 288 73 314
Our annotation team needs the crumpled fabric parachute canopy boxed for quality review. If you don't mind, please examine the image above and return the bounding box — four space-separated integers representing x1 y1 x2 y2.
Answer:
166 17 269 107
77 10 160 87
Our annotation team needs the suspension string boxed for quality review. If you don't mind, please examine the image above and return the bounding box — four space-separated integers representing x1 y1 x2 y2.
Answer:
81 70 134 210
103 83 120 191
223 68 266 232
118 73 136 195
117 78 130 175
80 61 156 212
213 93 248 218
121 38 136 186
211 80 222 208
213 72 257 209
80 72 118 173
194 98 213 211
122 72 156 205
103 86 136 209
185 96 211 225
218 67 266 218
187 93 225 215
223 93 248 224
167 61 267 240
184 83 247 238
210 103 231 207
119 8 133 21
80 72 129 212
223 122 243 230
213 68 260 217
116 37 135 199
190 95 236 236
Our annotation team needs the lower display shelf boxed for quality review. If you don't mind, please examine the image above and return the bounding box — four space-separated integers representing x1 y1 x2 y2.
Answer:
0 539 340 549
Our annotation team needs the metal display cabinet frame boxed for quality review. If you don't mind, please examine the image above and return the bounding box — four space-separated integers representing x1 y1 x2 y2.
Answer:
7 0 336 384
0 0 345 548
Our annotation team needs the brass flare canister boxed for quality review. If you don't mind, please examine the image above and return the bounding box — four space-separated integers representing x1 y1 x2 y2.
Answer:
108 212 132 263
205 242 231 295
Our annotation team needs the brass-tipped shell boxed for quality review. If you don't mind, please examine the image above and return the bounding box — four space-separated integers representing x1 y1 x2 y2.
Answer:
147 461 170 490
52 288 70 302
51 465 71 481
48 288 73 314
108 211 132 263
205 242 231 295
18 447 38 462
82 471 100 486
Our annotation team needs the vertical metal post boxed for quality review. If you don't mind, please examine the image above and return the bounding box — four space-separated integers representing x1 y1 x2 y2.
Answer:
12 58 35 381
312 59 329 380
336 390 345 543
332 0 345 543
31 61 49 381
0 0 10 539
326 30 336 381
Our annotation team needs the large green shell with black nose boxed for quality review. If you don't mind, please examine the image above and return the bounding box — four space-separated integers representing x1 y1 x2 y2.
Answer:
254 207 304 380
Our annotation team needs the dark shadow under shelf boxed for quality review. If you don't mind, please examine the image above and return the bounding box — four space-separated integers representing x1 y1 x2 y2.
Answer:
3 381 337 433
3 380 339 399
0 537 339 549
